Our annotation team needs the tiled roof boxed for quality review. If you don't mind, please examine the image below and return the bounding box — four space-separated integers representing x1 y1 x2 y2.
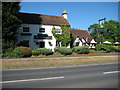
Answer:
70 29 93 43
19 12 70 26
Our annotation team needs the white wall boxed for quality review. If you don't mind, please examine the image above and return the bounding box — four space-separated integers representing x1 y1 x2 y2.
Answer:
16 24 61 51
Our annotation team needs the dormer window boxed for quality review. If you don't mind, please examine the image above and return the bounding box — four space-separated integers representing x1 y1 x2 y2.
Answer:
23 27 29 32
39 28 45 33
55 29 61 34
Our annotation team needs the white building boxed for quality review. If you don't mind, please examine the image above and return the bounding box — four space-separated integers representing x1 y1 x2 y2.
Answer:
70 29 96 49
16 10 96 51
16 10 69 51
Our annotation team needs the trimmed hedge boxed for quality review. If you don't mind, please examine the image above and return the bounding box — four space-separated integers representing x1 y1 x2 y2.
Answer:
32 50 40 56
72 46 89 54
96 44 107 51
36 48 53 55
14 47 32 58
96 44 117 53
114 46 120 52
4 52 17 58
55 47 72 55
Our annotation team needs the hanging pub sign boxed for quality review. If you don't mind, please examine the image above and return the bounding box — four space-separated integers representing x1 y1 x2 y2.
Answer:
55 34 63 36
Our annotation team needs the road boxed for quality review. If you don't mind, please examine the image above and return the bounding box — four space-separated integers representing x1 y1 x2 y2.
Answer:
2 63 119 88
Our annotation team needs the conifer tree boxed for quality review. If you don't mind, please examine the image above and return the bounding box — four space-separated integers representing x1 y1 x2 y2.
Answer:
2 2 21 51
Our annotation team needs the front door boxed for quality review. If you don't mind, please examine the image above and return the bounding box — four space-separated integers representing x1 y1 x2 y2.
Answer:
39 42 45 48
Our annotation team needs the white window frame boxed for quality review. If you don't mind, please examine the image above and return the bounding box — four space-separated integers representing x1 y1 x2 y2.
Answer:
55 29 62 34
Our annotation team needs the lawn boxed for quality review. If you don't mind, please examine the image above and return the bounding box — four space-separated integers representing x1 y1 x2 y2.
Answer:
1 55 119 69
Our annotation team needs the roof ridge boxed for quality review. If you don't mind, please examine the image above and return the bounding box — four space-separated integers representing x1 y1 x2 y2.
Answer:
71 29 87 32
20 12 64 18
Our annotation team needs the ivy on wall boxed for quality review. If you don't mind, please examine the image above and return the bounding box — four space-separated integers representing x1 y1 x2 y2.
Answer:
52 24 71 47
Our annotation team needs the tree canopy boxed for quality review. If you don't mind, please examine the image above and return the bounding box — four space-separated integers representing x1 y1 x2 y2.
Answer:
2 2 22 50
52 24 71 47
88 20 120 43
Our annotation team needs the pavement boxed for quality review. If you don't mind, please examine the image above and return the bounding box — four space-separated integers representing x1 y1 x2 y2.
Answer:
2 63 119 88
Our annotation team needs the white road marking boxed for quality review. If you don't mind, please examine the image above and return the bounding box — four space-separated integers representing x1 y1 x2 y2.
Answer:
103 71 120 74
0 76 64 84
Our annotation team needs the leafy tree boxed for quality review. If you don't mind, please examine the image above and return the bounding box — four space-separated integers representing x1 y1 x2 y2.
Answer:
104 20 120 43
88 24 99 39
2 2 22 51
88 20 120 43
96 35 105 44
52 26 62 42
60 24 71 46
52 24 71 47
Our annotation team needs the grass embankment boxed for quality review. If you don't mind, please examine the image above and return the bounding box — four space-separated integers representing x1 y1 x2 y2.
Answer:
1 55 119 69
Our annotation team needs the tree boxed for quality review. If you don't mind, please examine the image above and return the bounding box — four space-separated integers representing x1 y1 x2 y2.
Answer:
104 20 120 43
52 24 71 47
88 20 120 43
2 2 22 51
96 35 105 44
88 24 99 39
60 24 71 46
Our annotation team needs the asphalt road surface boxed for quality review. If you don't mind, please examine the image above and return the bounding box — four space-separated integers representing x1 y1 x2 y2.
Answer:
2 63 119 88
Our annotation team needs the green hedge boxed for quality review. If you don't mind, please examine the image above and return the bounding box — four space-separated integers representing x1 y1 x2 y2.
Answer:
4 52 17 58
14 47 32 58
55 47 72 55
114 46 120 52
3 47 32 58
36 48 53 55
96 44 107 51
72 46 89 54
32 50 40 56
96 44 117 53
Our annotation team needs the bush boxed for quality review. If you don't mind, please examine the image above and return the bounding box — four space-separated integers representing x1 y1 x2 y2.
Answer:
72 46 89 54
14 47 32 58
37 48 53 55
4 52 17 58
56 47 72 55
89 49 96 53
32 50 40 56
96 44 107 51
114 46 120 52
3 47 14 53
54 46 60 52
96 44 116 53
106 45 115 53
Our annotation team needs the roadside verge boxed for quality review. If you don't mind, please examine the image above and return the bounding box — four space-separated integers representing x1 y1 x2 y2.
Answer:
1 55 119 70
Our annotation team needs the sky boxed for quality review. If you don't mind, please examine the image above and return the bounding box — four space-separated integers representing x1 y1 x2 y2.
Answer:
19 2 118 31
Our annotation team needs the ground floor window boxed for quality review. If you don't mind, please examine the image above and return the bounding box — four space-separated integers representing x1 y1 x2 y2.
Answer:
56 41 60 46
76 42 79 46
39 42 45 48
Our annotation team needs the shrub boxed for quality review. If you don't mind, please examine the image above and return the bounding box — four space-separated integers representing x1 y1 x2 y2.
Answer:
106 45 115 53
4 52 17 58
14 47 32 58
96 44 107 51
54 46 60 52
96 44 117 53
114 46 120 52
72 46 89 54
89 49 96 53
56 47 72 55
32 50 40 56
3 47 14 53
37 48 53 55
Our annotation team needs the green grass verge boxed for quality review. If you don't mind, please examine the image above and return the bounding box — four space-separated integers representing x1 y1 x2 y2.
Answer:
1 55 119 69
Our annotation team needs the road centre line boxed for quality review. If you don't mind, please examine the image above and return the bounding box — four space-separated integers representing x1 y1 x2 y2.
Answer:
103 71 120 74
0 76 64 84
